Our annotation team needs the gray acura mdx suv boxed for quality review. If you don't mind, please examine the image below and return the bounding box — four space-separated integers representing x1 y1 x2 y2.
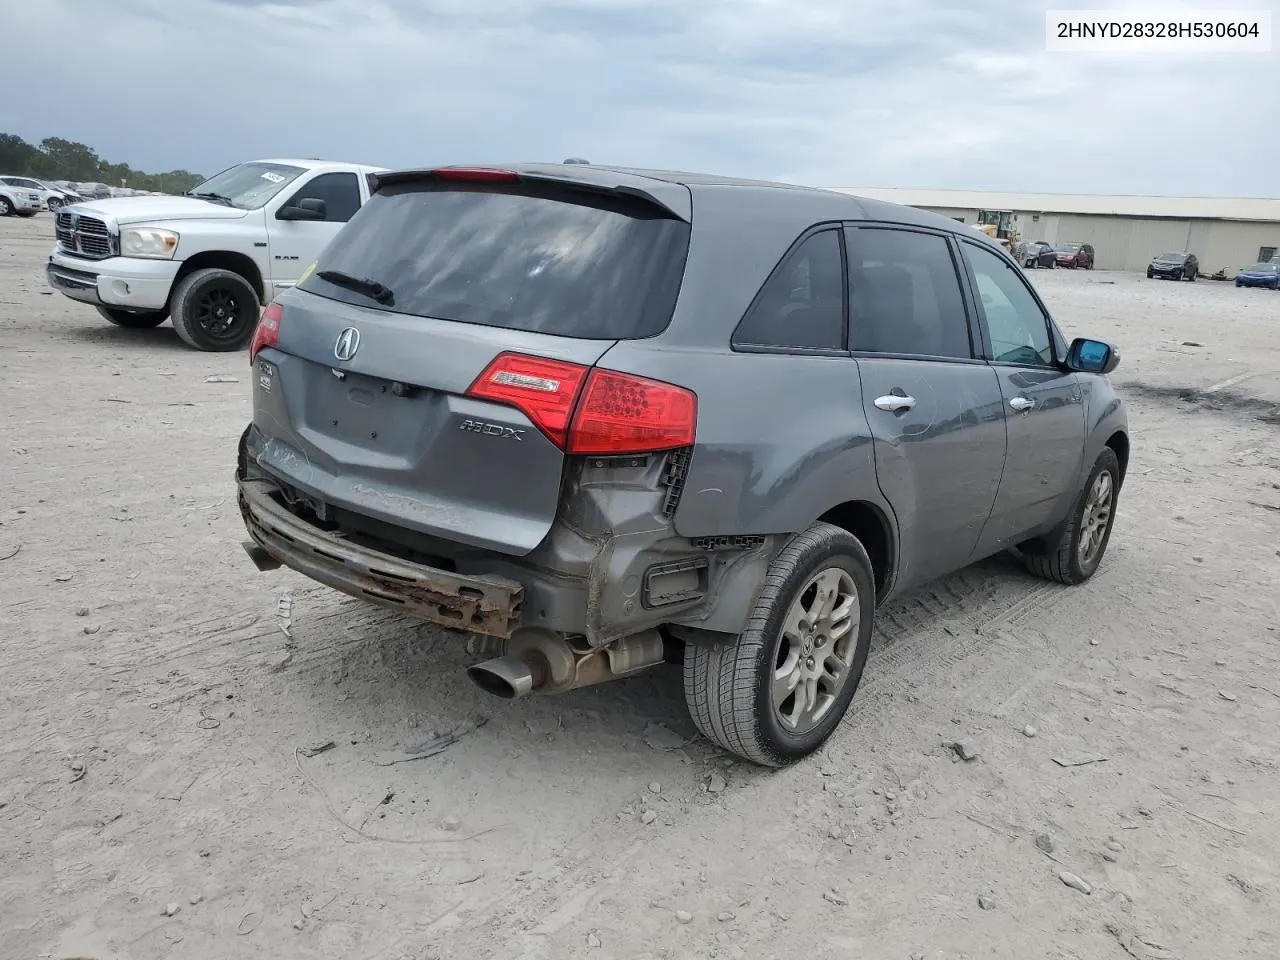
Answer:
236 163 1128 768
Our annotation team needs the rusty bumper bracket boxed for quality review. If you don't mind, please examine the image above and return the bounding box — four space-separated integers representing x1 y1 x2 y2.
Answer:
237 478 524 638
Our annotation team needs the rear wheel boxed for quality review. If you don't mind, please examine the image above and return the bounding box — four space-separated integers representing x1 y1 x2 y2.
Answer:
169 268 260 352
97 306 168 329
0 197 12 217
683 522 875 768
1020 447 1120 586
48 198 63 212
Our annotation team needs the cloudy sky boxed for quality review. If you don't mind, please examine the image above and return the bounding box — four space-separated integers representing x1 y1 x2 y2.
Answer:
4 0 1277 195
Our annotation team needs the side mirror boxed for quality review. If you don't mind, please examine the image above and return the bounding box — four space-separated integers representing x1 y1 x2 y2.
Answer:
277 198 326 221
1066 337 1119 375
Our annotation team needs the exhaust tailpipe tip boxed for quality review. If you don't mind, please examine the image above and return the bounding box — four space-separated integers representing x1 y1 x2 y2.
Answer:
467 656 536 700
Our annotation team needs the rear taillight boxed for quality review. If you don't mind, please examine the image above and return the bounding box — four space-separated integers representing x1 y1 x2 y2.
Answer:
467 353 588 448
249 301 283 364
569 368 697 455
466 352 697 455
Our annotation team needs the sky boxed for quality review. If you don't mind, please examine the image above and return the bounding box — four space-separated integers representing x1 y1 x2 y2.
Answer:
3 0 1277 196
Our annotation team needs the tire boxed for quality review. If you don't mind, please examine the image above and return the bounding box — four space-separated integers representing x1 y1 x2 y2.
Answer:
1146 269 1154 279
682 522 876 768
169 267 260 352
0 197 12 217
16 210 36 218
48 198 62 212
1020 447 1121 586
1187 270 1196 282
96 306 168 329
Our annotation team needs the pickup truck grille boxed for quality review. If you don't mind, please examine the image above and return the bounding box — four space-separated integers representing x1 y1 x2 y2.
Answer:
55 211 114 260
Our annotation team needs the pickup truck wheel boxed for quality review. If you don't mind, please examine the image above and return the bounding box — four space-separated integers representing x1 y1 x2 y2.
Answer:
97 306 168 329
170 268 260 352
683 522 875 768
1020 447 1120 585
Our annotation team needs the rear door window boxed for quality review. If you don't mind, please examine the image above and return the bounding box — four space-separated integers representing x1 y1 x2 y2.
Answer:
300 182 691 340
732 229 846 351
845 227 974 360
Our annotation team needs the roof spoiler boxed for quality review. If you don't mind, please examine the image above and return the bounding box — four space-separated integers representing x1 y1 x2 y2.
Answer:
368 166 692 222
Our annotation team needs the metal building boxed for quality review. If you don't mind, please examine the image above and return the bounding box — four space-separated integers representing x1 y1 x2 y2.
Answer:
827 188 1280 276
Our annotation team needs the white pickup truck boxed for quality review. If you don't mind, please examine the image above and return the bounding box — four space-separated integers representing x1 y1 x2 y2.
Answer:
46 157 387 351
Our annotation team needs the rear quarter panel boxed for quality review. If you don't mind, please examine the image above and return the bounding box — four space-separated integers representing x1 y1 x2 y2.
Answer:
597 183 897 545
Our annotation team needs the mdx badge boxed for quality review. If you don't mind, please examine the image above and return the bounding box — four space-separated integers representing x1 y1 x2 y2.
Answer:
459 419 525 440
334 327 361 361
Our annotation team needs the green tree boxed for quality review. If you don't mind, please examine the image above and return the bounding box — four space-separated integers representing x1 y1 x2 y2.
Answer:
0 133 40 173
39 137 101 181
0 131 203 192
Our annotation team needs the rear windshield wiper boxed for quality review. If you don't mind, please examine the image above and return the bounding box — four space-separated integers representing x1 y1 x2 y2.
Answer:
188 191 235 206
316 269 395 306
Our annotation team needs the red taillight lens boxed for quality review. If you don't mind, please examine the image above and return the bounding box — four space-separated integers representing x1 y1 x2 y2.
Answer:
249 301 283 364
431 167 521 183
466 352 698 455
568 369 697 455
467 352 589 448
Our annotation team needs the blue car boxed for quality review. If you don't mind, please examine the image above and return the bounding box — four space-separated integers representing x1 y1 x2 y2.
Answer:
1235 261 1280 288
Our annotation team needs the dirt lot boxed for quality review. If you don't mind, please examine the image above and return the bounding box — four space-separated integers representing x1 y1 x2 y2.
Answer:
2 211 1279 960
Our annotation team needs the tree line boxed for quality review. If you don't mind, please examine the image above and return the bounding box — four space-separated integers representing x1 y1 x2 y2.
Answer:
0 133 205 194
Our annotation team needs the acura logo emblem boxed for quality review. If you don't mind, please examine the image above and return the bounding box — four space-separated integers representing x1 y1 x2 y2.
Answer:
334 327 361 362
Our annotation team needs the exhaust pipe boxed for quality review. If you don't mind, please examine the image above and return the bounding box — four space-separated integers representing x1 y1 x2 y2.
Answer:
466 628 665 700
467 656 538 700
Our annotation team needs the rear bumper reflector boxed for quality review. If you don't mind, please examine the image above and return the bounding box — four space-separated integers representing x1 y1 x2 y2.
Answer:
237 478 525 638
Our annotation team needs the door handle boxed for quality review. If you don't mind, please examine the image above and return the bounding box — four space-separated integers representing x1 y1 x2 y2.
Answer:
874 394 916 412
1009 396 1035 412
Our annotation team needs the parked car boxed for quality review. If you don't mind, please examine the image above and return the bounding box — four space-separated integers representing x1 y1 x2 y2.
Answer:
1147 251 1198 281
1235 261 1280 289
235 163 1129 769
0 175 83 211
1054 242 1095 269
0 179 43 217
45 157 387 351
1020 241 1057 269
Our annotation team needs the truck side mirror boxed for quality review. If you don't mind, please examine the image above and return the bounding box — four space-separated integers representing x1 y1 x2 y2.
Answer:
278 198 327 221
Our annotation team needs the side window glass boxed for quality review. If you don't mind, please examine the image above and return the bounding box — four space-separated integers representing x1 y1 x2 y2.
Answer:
283 172 361 223
964 242 1054 366
846 228 972 359
733 230 845 350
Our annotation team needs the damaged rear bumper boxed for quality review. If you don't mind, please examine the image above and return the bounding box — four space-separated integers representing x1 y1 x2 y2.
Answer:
237 477 525 638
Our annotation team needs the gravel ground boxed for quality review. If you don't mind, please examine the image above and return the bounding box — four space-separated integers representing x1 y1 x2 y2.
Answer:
2 211 1279 960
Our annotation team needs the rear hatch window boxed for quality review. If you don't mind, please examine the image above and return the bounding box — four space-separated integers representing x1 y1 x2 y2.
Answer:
298 181 691 340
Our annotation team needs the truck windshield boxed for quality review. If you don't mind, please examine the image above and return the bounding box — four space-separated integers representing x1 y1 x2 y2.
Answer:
187 162 306 209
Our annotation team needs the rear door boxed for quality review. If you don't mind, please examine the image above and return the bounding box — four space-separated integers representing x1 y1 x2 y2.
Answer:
266 171 365 293
845 225 1008 591
254 175 692 556
958 238 1085 550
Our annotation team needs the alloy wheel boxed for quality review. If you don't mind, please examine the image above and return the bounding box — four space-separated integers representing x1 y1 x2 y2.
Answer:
1078 470 1114 567
771 567 860 734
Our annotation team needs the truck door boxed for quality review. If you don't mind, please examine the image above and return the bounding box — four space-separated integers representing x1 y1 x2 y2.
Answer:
265 171 364 298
